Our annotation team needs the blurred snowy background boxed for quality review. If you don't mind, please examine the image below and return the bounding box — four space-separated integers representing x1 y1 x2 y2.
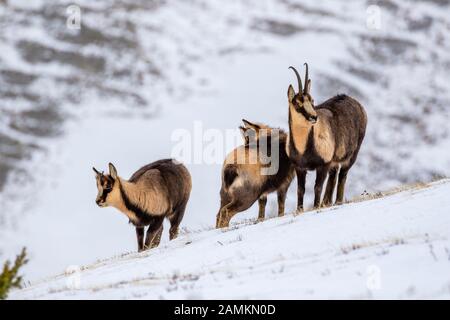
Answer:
0 0 449 281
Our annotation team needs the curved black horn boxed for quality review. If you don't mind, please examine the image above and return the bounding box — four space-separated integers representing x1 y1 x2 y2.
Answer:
289 66 303 94
303 62 309 94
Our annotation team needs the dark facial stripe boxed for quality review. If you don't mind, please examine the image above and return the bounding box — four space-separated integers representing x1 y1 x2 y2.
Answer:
99 176 114 202
297 103 315 119
100 187 112 202
293 94 315 120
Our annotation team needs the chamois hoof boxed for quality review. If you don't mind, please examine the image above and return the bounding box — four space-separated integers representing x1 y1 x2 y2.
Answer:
321 201 332 208
215 221 227 229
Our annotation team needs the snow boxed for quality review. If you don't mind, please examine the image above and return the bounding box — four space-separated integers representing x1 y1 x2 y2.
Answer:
1 0 450 291
9 179 450 299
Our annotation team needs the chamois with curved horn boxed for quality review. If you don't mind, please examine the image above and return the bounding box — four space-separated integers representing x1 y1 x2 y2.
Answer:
93 159 191 251
216 120 295 228
286 63 367 211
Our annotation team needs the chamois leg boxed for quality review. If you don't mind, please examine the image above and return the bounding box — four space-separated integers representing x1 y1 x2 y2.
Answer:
295 168 307 214
216 201 241 228
136 227 145 252
216 201 233 228
277 185 288 217
149 227 163 249
313 166 329 209
144 217 164 250
336 167 349 205
168 203 187 241
258 195 267 221
215 210 222 229
336 149 360 205
322 166 338 207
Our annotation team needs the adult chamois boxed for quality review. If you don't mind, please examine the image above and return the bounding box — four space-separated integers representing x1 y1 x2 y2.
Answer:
216 120 295 228
286 64 367 211
93 159 191 251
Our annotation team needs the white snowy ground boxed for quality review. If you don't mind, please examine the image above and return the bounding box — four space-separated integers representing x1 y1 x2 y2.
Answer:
10 179 450 299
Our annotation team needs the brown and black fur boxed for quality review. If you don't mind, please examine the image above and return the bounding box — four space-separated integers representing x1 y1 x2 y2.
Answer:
287 64 367 211
93 159 192 252
216 120 295 228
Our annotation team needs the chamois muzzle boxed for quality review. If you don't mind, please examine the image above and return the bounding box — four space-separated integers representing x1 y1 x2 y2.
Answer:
95 198 106 207
308 115 318 124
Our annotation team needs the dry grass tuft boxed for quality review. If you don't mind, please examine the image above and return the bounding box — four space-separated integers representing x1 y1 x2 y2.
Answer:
346 178 448 205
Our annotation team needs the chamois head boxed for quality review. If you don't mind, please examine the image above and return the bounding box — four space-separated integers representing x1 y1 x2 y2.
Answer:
93 163 119 207
288 63 317 124
239 119 274 146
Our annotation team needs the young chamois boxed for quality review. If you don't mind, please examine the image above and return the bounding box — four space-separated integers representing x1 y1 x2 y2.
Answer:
93 159 191 251
287 64 367 211
216 120 295 228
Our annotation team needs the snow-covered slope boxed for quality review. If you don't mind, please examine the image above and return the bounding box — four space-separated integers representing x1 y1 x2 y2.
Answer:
10 180 450 299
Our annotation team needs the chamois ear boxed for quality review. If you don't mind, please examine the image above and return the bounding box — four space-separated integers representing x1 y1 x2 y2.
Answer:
93 167 101 176
108 163 118 180
288 85 295 101
242 119 260 131
306 79 311 95
239 125 247 138
239 126 250 145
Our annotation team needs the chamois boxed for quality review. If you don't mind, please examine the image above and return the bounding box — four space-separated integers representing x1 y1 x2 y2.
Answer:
93 159 191 251
216 120 295 228
286 64 367 211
